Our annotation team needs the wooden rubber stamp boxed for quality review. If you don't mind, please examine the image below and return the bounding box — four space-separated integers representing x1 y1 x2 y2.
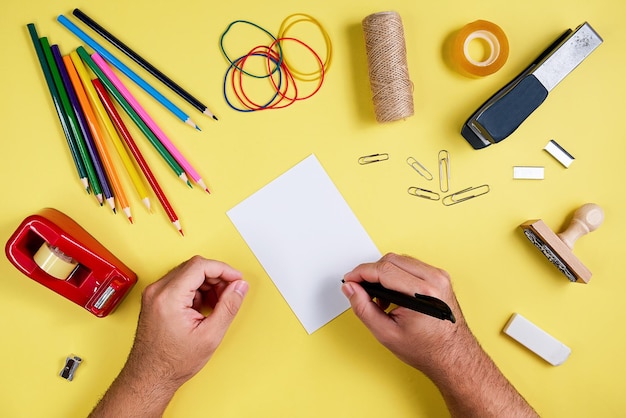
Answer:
520 203 604 283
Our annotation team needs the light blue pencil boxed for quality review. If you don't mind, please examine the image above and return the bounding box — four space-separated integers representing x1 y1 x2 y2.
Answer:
57 14 200 130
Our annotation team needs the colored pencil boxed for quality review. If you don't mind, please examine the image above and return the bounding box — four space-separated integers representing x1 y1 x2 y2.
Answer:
92 52 211 194
26 24 89 193
72 9 218 121
69 50 151 213
93 79 184 235
76 47 191 187
48 43 104 202
62 53 128 217
41 37 106 205
57 15 200 130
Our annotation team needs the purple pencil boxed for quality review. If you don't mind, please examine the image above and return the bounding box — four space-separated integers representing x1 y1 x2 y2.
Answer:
51 44 115 212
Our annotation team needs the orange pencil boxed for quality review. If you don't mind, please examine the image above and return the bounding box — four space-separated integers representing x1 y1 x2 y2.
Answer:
70 50 151 213
63 54 131 222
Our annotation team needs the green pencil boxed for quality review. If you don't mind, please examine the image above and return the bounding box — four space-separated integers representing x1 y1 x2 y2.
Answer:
76 46 191 188
26 23 89 193
39 37 103 204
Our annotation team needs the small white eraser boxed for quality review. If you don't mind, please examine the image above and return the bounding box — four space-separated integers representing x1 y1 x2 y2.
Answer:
544 140 575 168
513 166 544 180
503 313 571 366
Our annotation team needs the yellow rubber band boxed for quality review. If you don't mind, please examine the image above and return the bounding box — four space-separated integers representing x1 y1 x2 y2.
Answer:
278 13 333 81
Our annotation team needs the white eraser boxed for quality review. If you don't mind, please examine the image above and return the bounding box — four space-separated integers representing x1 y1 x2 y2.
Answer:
513 166 544 180
503 313 571 366
544 140 575 168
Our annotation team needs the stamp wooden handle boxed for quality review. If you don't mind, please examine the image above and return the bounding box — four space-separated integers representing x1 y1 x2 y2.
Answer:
557 203 604 249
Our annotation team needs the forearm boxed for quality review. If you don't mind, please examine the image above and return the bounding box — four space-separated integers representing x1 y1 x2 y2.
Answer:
88 361 179 418
426 329 538 418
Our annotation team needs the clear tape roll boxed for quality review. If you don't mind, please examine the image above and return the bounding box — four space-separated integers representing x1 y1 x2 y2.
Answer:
33 243 78 280
451 20 509 77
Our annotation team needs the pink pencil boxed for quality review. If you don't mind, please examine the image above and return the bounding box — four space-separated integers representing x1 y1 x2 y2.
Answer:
91 52 210 194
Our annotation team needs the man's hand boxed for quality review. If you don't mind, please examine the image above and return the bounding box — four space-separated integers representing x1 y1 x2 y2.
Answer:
342 253 538 418
89 256 249 418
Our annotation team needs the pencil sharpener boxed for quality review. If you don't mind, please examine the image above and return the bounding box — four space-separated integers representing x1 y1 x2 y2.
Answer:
4 208 137 317
60 355 82 381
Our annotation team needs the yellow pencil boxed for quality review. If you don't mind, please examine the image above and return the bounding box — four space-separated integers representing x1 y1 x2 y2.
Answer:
63 54 132 222
69 50 151 212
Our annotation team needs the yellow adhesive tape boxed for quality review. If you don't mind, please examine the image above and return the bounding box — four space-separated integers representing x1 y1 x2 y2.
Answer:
33 243 78 280
451 20 509 77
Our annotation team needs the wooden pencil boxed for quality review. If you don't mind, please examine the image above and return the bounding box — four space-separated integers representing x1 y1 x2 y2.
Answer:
26 23 89 193
76 46 191 188
93 79 184 236
41 38 105 205
63 53 129 218
69 50 151 214
58 14 200 130
72 8 218 120
92 52 211 194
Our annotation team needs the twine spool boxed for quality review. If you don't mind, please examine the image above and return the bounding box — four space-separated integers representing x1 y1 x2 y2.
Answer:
362 11 414 123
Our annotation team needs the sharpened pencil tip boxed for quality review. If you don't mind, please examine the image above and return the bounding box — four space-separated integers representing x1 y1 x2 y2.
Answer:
205 188 211 194
129 217 134 224
112 208 117 214
179 229 184 237
212 115 218 121
185 118 199 130
187 181 193 188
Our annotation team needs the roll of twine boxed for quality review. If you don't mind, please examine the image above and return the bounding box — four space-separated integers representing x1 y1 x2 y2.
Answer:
362 11 414 123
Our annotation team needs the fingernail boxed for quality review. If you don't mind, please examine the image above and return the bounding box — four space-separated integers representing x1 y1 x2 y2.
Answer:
341 282 354 298
234 280 249 297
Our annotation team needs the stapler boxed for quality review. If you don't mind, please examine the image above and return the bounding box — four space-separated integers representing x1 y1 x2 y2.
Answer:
461 22 602 149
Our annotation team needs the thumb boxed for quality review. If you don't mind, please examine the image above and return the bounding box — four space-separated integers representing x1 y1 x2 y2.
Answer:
201 280 249 340
342 282 395 338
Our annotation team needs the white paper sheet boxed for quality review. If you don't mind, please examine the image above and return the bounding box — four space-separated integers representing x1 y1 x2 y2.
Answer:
227 154 381 334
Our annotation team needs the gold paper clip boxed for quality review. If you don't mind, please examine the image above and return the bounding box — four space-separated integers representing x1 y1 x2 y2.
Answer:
358 153 389 165
438 150 450 192
406 157 433 180
408 187 440 201
442 184 490 206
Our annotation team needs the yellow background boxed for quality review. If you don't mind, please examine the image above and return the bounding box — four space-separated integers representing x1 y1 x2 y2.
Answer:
1 0 624 416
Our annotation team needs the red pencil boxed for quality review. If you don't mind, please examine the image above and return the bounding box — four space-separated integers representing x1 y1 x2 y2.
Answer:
92 78 183 236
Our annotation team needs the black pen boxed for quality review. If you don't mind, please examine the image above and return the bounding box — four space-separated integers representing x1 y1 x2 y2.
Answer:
343 280 456 323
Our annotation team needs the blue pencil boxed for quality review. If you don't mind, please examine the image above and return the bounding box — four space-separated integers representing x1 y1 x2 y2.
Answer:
57 14 200 130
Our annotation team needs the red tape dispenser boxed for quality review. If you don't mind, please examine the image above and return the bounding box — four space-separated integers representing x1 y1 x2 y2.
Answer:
5 208 137 317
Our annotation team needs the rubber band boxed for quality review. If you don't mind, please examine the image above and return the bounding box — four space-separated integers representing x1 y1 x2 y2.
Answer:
219 15 332 112
268 37 325 102
277 13 333 81
223 51 284 112
219 20 283 78
235 47 295 110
